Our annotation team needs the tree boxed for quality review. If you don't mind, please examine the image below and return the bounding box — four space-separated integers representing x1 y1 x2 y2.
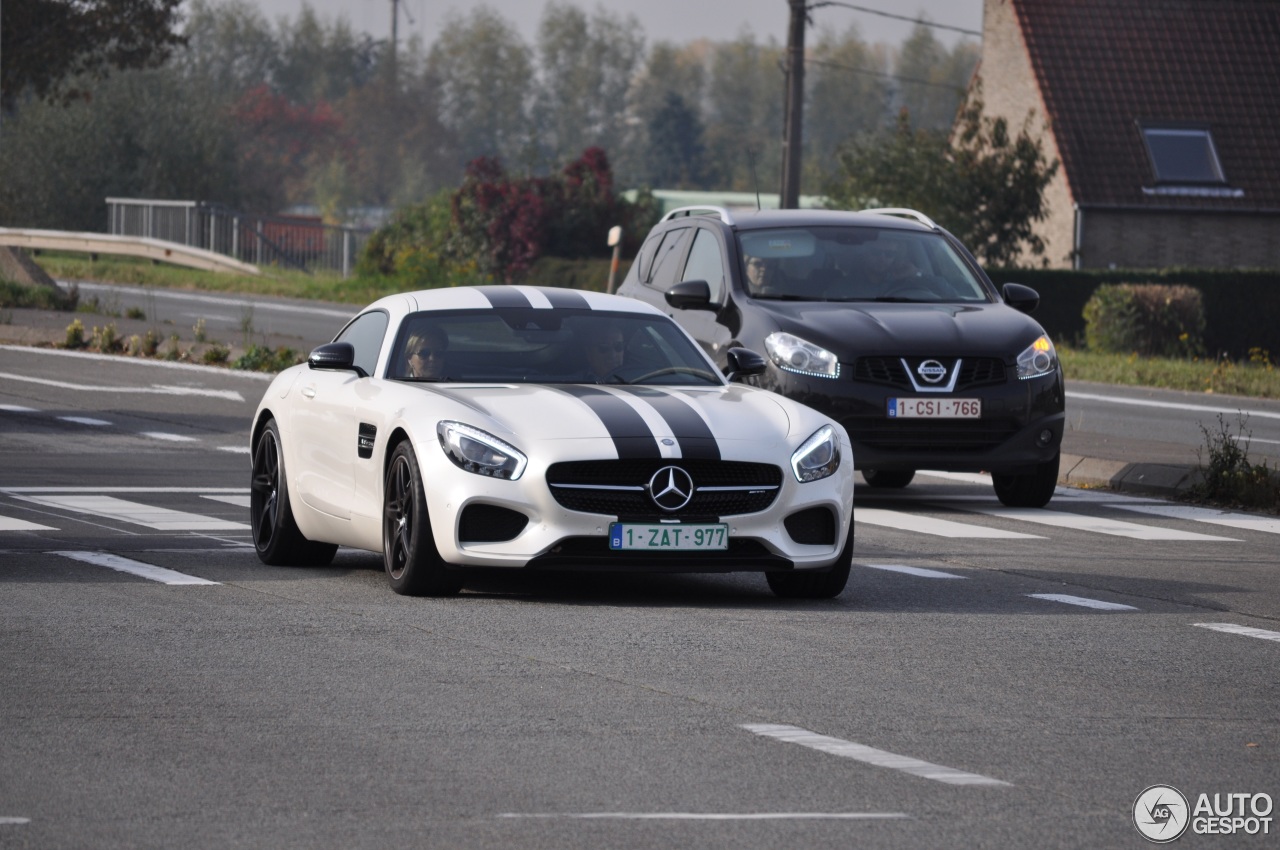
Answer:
644 92 710 189
805 25 891 187
704 34 785 193
618 40 708 187
1 0 185 111
893 24 979 131
825 92 1059 267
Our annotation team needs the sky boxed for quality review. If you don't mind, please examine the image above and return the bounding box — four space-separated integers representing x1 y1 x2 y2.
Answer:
242 0 986 50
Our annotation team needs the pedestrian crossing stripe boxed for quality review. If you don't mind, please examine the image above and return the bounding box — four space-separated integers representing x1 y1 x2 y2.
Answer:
0 516 56 532
14 495 248 531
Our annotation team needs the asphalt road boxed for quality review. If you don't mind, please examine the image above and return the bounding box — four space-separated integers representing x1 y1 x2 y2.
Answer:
1 341 1277 849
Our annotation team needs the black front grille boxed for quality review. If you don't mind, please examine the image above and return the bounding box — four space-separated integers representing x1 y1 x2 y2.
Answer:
784 507 837 545
847 417 1021 453
459 504 529 543
526 536 791 571
546 460 782 517
852 356 1006 391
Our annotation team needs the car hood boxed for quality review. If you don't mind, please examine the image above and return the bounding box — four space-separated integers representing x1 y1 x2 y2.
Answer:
763 300 1044 356
417 382 796 455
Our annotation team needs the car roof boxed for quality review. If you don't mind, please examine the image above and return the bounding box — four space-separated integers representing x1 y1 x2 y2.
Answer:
364 285 666 316
662 207 937 233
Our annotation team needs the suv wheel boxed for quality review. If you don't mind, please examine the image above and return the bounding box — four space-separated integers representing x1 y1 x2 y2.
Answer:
862 468 915 489
992 452 1060 508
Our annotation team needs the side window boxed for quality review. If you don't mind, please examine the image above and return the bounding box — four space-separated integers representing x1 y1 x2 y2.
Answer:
635 232 667 283
681 229 726 301
648 227 693 290
335 310 389 377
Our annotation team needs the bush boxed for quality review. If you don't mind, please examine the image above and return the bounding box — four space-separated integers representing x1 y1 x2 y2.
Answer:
1083 283 1205 357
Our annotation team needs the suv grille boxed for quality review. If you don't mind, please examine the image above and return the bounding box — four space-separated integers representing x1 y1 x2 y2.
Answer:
852 356 1006 391
546 459 782 517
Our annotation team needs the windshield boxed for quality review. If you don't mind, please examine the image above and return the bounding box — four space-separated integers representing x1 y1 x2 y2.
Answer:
389 308 722 386
736 226 990 303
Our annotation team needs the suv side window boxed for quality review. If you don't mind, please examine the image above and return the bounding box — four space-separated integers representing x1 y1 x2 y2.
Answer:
336 310 389 376
648 227 693 290
635 232 667 283
682 228 725 301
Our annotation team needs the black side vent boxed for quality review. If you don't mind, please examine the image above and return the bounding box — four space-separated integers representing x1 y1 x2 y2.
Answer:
358 423 377 459
784 507 837 546
459 504 529 543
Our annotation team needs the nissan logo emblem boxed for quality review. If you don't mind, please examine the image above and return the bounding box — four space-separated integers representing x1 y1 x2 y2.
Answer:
917 359 948 384
648 466 695 512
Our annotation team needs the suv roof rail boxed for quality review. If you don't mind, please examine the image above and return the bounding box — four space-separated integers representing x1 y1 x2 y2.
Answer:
661 205 736 225
861 207 939 230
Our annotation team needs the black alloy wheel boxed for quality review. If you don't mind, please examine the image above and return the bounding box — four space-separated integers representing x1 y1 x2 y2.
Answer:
383 441 464 596
250 419 337 566
766 525 854 600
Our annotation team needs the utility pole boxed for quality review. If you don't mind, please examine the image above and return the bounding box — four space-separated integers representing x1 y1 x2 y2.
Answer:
389 0 399 93
780 0 807 209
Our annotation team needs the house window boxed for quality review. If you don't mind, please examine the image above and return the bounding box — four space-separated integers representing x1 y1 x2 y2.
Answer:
1140 126 1225 184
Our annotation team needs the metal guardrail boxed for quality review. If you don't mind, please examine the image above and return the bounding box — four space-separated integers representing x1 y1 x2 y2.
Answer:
106 198 372 277
0 228 261 275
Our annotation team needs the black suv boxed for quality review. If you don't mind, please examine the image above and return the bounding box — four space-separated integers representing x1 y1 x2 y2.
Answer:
617 207 1065 507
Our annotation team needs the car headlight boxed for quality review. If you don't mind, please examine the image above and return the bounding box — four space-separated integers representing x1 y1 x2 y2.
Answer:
792 425 841 483
1016 334 1058 380
764 332 840 379
437 421 527 480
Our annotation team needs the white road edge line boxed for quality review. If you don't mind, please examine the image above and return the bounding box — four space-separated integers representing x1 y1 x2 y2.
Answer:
1028 594 1138 611
1066 390 1280 421
864 563 967 579
1194 623 1280 643
0 371 245 402
742 723 1011 787
0 817 31 825
498 812 910 821
54 551 219 586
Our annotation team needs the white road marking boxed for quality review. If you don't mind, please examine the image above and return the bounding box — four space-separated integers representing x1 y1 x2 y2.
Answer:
857 507 1043 539
57 416 111 426
19 495 249 531
0 371 244 402
2 487 248 494
0 343 273 379
498 812 909 821
1194 623 1280 643
914 470 995 485
0 516 56 531
1067 390 1280 421
1028 594 1138 611
218 446 251 454
72 282 354 319
954 505 1239 541
742 724 1011 787
1113 504 1280 535
0 817 31 825
141 432 198 443
203 494 252 508
54 551 218 585
864 563 967 579
0 404 37 413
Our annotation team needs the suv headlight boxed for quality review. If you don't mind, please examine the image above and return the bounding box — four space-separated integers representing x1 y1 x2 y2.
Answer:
437 422 527 480
792 425 841 483
1016 335 1057 380
764 332 840 378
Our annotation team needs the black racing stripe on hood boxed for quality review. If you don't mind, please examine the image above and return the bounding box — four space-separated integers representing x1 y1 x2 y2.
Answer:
616 387 721 461
558 386 661 459
478 287 534 310
540 288 591 309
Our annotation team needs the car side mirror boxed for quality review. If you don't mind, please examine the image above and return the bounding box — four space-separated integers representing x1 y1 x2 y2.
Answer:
665 279 714 310
1001 282 1040 314
723 347 767 382
308 342 367 377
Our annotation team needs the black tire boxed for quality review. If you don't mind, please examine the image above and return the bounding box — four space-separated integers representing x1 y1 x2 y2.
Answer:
862 468 915 489
383 442 464 596
766 525 854 600
992 451 1060 508
250 419 338 566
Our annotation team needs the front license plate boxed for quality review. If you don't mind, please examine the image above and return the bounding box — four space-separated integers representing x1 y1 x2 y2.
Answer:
609 523 729 551
888 398 982 418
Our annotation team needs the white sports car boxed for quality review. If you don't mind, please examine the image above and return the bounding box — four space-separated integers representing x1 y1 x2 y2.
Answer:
249 286 855 598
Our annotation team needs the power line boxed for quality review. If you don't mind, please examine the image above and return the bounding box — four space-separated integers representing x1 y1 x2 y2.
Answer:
807 2 983 38
807 57 968 93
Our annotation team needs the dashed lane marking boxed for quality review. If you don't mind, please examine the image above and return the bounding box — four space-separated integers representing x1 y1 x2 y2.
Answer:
498 812 910 821
742 723 1011 787
141 432 199 443
54 551 218 585
57 416 111 426
1028 594 1138 611
1194 623 1280 643
864 563 967 579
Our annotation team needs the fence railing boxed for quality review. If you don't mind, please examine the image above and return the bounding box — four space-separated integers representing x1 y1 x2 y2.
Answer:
106 198 372 278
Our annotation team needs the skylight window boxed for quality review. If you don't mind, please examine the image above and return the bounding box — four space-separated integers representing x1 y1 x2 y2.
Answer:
1141 126 1226 184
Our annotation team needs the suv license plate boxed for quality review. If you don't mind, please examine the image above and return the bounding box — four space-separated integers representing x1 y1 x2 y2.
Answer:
888 398 982 418
609 523 729 551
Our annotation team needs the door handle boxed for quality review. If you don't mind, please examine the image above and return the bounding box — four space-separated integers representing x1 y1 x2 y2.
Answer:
301 386 316 399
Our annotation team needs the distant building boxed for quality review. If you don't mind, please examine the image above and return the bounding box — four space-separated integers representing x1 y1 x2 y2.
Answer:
974 0 1280 269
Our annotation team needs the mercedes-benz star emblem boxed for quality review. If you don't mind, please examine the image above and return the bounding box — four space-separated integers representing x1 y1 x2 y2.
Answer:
648 466 694 512
917 359 948 384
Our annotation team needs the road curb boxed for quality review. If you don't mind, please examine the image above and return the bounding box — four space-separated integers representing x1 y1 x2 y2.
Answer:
1061 453 1203 498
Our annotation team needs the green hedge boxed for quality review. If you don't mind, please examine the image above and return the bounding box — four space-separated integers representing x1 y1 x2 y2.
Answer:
987 268 1280 359
520 256 633 292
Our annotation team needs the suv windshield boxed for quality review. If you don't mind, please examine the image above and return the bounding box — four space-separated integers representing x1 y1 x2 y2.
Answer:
736 226 990 303
389 309 722 386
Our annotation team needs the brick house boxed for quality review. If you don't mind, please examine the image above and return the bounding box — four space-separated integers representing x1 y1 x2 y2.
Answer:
974 0 1280 269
